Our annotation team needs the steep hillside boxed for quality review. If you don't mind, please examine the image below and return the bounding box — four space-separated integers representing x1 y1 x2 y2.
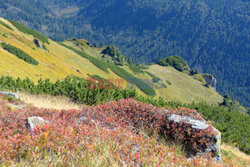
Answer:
0 18 222 104
0 0 248 106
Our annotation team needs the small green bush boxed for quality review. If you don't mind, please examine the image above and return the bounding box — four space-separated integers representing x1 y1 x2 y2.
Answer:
101 44 135 66
158 56 190 72
2 43 38 65
166 80 172 85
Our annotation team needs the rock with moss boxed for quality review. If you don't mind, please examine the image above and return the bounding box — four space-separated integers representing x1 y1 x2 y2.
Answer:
26 116 46 132
165 112 222 163
0 92 19 100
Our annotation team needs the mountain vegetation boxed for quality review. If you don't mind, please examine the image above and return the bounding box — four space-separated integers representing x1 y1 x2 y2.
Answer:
1 43 39 65
0 96 248 166
101 44 134 66
0 75 249 154
0 20 13 31
0 0 248 107
158 56 190 72
0 16 249 166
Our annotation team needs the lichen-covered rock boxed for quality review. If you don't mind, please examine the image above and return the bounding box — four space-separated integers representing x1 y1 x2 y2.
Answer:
165 112 222 162
203 74 217 90
26 116 46 132
0 92 19 100
77 117 96 126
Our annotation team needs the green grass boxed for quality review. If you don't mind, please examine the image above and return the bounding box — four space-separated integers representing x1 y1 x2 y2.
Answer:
0 20 14 31
109 65 156 96
58 42 109 72
2 43 38 65
8 20 49 44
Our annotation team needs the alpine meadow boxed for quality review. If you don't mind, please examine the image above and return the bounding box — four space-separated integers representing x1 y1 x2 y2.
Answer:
0 1 249 167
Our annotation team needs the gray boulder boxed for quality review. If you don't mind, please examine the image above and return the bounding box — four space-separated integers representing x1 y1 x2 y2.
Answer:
0 92 19 100
26 116 46 132
203 74 217 90
166 113 222 162
77 117 96 125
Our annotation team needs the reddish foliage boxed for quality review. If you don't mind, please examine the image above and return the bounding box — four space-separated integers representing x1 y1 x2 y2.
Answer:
0 98 222 166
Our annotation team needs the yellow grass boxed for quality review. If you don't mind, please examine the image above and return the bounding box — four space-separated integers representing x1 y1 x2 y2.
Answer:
221 144 250 163
17 92 83 110
147 65 223 104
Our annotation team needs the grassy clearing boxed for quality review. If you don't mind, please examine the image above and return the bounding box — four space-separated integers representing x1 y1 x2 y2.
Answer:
147 65 223 104
17 92 83 110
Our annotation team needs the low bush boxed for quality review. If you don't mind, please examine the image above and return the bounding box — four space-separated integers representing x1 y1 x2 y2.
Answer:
0 75 136 105
0 98 224 166
158 56 190 72
128 65 145 74
166 80 172 85
2 43 38 65
136 96 250 154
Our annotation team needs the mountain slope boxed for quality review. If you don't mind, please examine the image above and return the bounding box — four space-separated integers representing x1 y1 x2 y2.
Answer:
0 0 248 106
0 17 222 104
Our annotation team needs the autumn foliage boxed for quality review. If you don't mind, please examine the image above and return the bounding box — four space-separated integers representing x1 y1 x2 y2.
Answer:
0 95 229 166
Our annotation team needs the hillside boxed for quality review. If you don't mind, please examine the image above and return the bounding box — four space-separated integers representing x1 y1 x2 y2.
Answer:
0 93 249 166
0 18 249 166
0 17 222 105
0 0 249 107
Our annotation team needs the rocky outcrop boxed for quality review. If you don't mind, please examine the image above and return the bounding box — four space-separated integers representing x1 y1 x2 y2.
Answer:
33 39 43 50
0 92 19 100
203 74 217 90
166 113 222 162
